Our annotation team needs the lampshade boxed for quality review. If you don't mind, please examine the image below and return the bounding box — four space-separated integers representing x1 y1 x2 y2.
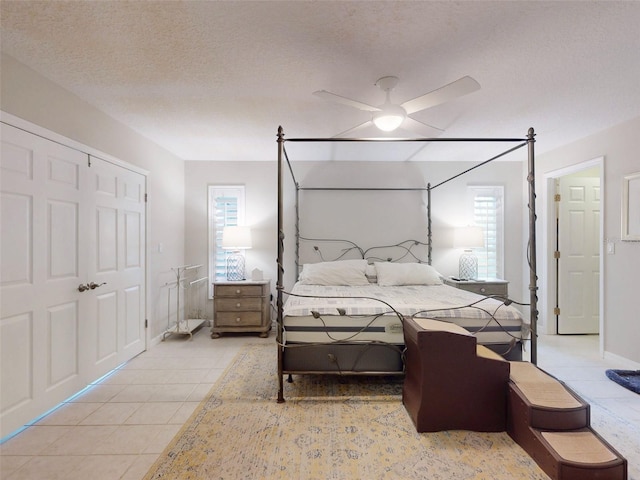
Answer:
372 104 406 132
222 226 252 249
453 226 485 249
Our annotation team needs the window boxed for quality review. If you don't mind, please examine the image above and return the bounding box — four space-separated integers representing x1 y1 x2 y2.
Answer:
208 186 245 288
469 186 504 279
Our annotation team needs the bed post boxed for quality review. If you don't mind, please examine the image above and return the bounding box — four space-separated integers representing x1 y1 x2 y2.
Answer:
295 184 300 274
527 127 539 365
427 183 432 265
277 126 285 403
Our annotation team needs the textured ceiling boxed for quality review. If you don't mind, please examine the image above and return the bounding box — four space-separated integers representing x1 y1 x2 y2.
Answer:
2 1 640 162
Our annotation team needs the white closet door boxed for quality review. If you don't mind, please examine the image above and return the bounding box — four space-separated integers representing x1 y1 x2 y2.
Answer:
0 124 147 438
83 156 146 379
1 124 89 436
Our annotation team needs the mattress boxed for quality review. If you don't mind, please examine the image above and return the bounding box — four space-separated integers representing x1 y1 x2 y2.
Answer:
282 282 526 346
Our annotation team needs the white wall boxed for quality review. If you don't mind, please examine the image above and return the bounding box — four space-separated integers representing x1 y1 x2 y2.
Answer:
288 161 526 293
536 116 640 364
1 53 186 340
185 158 526 310
184 161 278 304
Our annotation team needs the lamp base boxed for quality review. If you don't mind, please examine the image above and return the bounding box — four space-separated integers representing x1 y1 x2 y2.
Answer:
226 253 245 281
459 250 478 280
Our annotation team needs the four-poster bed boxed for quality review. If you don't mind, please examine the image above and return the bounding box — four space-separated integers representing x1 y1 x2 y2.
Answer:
275 127 538 404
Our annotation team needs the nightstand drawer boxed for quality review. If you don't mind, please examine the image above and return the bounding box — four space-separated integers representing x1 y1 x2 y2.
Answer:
443 278 508 297
463 283 506 296
215 285 264 297
215 311 263 327
215 297 263 311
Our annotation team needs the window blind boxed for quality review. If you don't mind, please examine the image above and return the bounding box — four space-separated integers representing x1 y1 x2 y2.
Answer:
208 186 245 287
469 186 504 279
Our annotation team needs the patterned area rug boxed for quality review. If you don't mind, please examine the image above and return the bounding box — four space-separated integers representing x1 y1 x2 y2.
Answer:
144 344 550 479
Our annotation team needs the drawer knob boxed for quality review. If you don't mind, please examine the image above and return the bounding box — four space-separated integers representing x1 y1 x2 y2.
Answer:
235 289 241 294
236 317 241 323
236 302 241 308
480 287 486 293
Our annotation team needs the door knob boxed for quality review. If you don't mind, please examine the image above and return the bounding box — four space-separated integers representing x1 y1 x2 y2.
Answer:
89 282 107 290
78 283 90 292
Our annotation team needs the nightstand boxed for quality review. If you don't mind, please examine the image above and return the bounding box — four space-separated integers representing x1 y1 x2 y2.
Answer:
211 280 271 338
443 278 508 297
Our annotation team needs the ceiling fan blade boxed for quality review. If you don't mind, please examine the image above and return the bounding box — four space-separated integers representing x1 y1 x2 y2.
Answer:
402 117 445 137
400 76 480 115
332 120 373 138
313 90 381 112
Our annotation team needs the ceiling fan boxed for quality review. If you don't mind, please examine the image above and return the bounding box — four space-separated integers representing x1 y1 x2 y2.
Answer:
313 75 480 137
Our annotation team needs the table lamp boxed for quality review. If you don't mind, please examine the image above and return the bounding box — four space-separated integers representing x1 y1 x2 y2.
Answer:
222 226 252 281
453 226 484 280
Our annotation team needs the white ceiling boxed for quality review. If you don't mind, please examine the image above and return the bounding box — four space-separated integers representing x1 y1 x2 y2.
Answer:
2 1 639 162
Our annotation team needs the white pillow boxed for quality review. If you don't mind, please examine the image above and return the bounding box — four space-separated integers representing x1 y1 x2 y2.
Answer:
374 262 443 286
298 260 369 286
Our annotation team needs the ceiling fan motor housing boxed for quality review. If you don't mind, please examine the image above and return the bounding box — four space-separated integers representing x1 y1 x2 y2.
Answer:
375 76 400 92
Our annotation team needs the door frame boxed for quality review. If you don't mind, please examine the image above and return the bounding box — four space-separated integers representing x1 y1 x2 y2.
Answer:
540 157 604 349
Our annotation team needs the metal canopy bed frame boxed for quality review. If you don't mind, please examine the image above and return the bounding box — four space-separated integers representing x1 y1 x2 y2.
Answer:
276 126 538 403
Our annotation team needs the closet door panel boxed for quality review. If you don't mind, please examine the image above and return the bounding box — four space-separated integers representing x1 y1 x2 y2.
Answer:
124 285 142 347
1 133 34 290
0 192 32 286
96 206 118 272
85 156 146 378
1 129 37 428
41 144 86 401
0 313 32 416
48 301 79 386
117 169 145 363
125 210 142 268
48 199 79 278
96 290 118 363
1 123 88 437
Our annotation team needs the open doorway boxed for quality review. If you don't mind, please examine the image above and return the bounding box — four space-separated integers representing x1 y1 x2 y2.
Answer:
541 158 604 354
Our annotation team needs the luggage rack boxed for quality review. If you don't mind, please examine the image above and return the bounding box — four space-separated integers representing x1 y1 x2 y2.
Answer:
163 264 208 340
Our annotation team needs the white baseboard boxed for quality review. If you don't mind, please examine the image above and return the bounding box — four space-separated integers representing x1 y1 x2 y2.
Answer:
604 351 640 370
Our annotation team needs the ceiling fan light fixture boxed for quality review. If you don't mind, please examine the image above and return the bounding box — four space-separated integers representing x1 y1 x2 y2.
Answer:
372 105 406 132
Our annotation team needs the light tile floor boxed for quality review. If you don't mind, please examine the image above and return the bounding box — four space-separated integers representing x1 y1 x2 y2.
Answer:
531 333 640 479
1 329 638 479
0 328 272 480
